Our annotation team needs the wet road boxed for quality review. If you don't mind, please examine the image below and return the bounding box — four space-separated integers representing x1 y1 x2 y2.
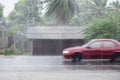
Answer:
0 56 120 71
1 71 120 80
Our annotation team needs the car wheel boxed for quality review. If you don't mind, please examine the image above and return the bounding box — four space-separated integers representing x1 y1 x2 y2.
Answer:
111 53 120 62
72 53 82 62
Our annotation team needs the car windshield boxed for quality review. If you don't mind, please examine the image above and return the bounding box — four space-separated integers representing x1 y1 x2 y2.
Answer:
81 42 90 48
81 40 93 48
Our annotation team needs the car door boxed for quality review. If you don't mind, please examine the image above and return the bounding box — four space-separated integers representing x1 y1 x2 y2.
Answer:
101 41 117 59
84 41 102 59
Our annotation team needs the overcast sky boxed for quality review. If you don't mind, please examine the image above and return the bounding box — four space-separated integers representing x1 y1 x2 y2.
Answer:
0 0 118 17
0 0 19 17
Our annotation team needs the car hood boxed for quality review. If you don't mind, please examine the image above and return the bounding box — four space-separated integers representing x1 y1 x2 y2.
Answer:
64 46 83 51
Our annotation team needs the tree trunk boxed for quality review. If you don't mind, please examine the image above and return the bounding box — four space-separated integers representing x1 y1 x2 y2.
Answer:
56 7 68 25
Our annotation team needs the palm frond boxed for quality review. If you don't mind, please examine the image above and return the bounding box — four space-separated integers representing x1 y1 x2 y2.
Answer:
110 0 120 9
46 0 60 16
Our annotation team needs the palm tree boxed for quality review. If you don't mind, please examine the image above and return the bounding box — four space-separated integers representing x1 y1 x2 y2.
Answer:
106 0 120 22
86 0 108 17
45 0 78 25
108 0 120 40
110 0 120 11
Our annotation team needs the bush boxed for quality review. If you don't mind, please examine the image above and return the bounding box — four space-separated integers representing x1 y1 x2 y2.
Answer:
5 48 15 55
84 17 120 42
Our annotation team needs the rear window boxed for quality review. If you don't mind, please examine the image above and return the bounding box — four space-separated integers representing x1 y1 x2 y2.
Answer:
103 41 117 48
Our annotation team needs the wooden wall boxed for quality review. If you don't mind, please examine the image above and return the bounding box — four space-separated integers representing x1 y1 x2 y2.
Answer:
33 39 84 55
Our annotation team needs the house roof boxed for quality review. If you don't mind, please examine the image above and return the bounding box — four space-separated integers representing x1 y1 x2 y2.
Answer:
27 26 86 39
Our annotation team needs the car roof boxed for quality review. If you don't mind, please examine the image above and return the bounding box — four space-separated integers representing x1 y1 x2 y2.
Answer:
90 39 118 42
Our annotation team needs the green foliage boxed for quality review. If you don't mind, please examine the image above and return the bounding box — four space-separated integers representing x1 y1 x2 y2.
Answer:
91 0 107 7
20 49 29 55
83 0 120 41
0 3 3 20
14 0 42 25
84 17 120 41
110 0 120 9
7 0 44 35
8 24 26 35
45 0 78 25
70 15 80 26
5 48 29 56
77 0 108 25
90 0 108 15
5 49 15 56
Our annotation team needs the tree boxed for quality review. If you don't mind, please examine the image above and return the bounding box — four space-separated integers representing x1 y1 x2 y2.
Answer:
45 0 78 25
110 0 120 10
69 0 87 26
106 0 120 39
83 0 120 42
73 0 108 26
14 0 43 25
84 17 120 41
7 0 45 35
86 0 108 17
69 15 80 26
0 3 4 20
6 0 45 55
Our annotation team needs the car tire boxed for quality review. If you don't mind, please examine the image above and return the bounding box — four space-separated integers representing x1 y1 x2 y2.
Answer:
111 53 120 62
72 53 82 62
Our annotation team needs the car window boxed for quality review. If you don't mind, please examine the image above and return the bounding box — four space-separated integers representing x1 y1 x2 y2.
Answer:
89 42 102 48
103 41 116 48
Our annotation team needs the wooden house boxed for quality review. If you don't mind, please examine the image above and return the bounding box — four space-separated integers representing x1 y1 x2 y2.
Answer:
27 26 85 55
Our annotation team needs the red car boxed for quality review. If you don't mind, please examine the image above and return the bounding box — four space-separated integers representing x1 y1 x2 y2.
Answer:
62 39 120 62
